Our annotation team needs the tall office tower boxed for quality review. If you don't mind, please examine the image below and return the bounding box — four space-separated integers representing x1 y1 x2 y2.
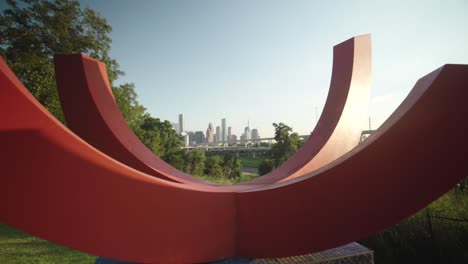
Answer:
251 128 259 142
244 126 251 141
178 114 185 134
206 123 214 143
221 118 227 143
216 126 221 143
227 126 232 143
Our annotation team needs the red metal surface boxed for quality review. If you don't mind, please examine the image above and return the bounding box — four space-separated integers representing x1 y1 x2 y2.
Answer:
248 34 371 184
1 46 467 263
0 57 237 263
236 64 468 257
54 34 371 186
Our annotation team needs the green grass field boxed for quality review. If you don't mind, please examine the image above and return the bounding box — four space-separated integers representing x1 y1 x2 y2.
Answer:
197 173 258 184
0 222 95 264
238 155 263 168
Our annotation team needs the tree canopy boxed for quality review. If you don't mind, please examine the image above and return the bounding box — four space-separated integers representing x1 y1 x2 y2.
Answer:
0 0 124 122
258 158 274 176
222 153 241 180
204 156 224 178
0 0 190 173
184 149 205 177
0 0 244 182
258 122 304 175
270 122 304 167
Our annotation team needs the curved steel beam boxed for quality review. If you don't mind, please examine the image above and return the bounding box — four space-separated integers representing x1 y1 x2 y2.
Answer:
1 52 467 262
246 34 371 184
54 34 371 186
236 64 468 257
53 54 206 185
0 57 235 263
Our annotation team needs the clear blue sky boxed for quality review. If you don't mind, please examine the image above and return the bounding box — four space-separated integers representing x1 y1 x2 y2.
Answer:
6 0 468 137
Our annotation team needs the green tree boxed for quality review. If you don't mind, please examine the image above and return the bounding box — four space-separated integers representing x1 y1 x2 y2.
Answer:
222 153 241 180
19 56 65 121
204 156 224 178
113 83 146 134
270 122 304 167
258 159 274 176
184 149 205 177
0 0 188 172
139 117 164 156
0 0 123 122
139 116 185 167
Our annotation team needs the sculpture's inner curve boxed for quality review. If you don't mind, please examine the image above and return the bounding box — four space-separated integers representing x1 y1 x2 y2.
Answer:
54 34 371 187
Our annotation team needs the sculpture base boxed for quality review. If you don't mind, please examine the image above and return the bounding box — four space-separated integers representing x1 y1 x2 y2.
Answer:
96 243 374 264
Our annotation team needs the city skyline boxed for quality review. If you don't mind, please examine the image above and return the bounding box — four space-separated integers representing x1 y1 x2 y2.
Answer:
174 115 263 137
175 114 263 145
59 1 468 137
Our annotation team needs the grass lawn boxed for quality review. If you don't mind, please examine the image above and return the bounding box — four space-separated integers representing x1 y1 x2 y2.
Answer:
239 173 258 182
238 155 263 168
0 222 96 264
197 173 258 185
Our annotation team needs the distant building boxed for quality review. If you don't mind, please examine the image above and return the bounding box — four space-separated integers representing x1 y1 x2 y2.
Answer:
181 132 189 146
194 131 205 145
187 131 195 146
178 114 185 134
251 129 260 142
206 123 214 143
172 122 179 134
231 134 237 144
244 126 251 141
216 126 221 143
213 134 217 142
228 126 232 142
221 118 227 143
240 134 246 144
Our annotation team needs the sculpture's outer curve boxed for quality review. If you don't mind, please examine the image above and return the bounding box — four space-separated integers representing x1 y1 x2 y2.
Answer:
54 54 206 185
54 34 371 186
0 57 236 263
236 64 468 257
1 51 467 262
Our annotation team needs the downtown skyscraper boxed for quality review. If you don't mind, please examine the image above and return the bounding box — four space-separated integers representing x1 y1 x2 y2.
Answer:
251 128 260 142
178 113 185 134
206 123 214 143
221 118 227 143
216 126 221 142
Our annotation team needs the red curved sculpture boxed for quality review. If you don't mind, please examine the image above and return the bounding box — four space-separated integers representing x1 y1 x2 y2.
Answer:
0 57 236 263
54 34 371 186
248 34 371 184
236 64 468 256
53 54 206 185
1 47 467 263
